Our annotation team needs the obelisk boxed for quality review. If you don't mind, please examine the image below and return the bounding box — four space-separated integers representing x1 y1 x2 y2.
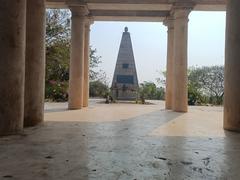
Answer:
111 27 139 100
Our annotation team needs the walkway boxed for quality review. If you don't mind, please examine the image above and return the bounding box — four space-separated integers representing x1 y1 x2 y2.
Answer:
0 99 239 179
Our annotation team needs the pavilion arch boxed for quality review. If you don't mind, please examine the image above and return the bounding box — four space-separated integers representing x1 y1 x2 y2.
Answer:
0 0 239 136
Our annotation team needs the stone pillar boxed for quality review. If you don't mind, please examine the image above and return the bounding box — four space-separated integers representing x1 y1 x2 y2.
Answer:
164 17 174 110
24 0 46 127
0 1 26 135
83 18 93 107
172 6 191 112
68 6 88 110
224 0 240 132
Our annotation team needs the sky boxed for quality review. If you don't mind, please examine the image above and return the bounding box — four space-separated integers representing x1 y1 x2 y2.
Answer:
90 11 226 85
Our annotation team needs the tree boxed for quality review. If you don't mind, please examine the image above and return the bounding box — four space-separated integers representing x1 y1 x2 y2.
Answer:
157 66 224 105
89 47 102 81
45 9 108 101
138 81 165 103
89 81 110 98
188 66 224 105
156 71 166 87
45 10 70 101
46 9 70 46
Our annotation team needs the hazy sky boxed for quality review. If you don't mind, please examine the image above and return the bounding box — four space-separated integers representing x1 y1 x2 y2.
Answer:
90 11 226 85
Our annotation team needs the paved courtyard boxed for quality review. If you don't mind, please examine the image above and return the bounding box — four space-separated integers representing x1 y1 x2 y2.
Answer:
0 99 240 179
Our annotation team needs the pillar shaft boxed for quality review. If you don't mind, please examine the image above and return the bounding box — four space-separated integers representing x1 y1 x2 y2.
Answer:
172 8 191 112
83 20 91 107
68 6 88 109
224 0 240 132
164 18 174 110
0 1 26 135
24 0 46 127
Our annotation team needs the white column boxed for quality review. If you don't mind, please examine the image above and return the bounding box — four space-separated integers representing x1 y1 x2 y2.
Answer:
224 0 240 132
0 0 26 135
24 0 46 127
172 7 191 112
83 18 93 107
68 6 88 110
164 17 174 110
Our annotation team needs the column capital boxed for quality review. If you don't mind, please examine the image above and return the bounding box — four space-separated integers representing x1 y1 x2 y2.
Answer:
85 16 94 26
163 16 174 29
69 5 89 18
171 2 195 19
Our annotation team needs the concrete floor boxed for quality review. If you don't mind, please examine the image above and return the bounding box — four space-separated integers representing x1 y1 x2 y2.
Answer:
0 99 240 180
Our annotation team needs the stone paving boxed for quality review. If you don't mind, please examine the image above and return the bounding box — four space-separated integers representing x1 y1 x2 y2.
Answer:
0 99 240 180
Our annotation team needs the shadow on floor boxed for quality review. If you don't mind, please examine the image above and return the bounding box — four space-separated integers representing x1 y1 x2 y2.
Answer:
1 108 240 179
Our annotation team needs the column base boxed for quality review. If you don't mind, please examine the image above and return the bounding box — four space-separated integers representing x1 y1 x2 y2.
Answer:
68 106 83 110
224 126 240 133
24 119 43 127
173 108 188 113
165 106 172 110
0 130 24 137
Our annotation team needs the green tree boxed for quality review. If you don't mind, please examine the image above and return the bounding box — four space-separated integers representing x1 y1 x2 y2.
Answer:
89 81 110 98
46 9 70 45
188 66 224 105
138 81 165 103
156 87 165 100
45 10 70 101
157 66 224 105
45 9 108 101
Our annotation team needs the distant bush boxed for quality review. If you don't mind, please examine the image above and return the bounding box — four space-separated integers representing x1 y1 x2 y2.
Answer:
138 81 165 103
45 81 68 102
90 81 110 98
